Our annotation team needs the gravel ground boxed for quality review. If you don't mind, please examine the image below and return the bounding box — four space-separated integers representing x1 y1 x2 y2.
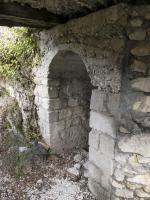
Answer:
0 149 96 200
0 93 96 200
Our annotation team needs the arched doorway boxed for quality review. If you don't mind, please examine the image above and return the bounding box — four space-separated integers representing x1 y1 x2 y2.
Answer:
48 50 92 152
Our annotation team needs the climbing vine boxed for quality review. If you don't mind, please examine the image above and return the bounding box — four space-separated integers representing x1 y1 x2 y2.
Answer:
0 27 40 89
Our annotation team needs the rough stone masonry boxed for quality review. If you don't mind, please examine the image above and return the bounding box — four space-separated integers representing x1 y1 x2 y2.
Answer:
33 3 150 200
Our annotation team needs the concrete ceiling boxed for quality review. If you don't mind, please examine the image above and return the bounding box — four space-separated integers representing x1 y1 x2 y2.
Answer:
0 0 149 28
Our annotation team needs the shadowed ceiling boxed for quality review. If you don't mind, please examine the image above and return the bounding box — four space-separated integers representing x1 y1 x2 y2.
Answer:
0 0 149 28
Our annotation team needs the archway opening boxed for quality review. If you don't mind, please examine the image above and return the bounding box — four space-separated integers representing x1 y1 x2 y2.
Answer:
48 50 92 152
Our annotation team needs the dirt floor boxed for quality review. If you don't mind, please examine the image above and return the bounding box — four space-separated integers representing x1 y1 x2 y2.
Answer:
0 93 96 200
0 147 96 200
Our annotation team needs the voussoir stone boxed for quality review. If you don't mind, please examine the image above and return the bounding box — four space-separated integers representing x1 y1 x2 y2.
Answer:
131 77 150 92
118 134 150 157
131 45 150 56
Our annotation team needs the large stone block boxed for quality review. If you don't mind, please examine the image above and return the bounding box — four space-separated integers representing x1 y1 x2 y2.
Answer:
89 147 114 176
89 129 100 150
90 111 116 138
99 133 115 158
88 162 111 190
107 93 120 118
118 134 150 157
90 90 107 113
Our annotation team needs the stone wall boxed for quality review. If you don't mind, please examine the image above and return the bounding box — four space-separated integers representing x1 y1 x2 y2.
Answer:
34 3 150 200
112 6 150 199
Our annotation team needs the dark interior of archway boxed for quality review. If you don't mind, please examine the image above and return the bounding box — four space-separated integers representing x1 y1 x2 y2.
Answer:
48 51 93 151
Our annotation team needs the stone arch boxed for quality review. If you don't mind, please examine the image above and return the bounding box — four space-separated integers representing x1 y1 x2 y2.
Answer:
48 50 93 151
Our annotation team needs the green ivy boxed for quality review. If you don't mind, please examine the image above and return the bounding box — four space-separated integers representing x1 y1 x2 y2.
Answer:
0 27 40 88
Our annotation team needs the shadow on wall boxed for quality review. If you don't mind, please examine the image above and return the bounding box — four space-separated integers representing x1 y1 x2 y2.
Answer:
48 50 93 152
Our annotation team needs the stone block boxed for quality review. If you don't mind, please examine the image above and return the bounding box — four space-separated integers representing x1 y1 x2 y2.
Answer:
88 178 110 200
89 147 114 176
130 59 146 73
136 190 150 198
129 29 146 40
127 174 150 185
115 188 134 198
38 97 50 109
50 120 66 133
130 18 143 27
131 45 150 56
132 96 150 113
38 107 51 122
49 111 59 122
34 85 49 98
49 79 60 87
90 111 116 138
114 168 125 182
49 99 62 110
59 108 72 120
99 133 115 158
89 129 100 150
68 98 79 107
88 162 111 190
131 77 150 93
118 134 150 157
49 87 59 98
90 90 107 113
107 93 120 118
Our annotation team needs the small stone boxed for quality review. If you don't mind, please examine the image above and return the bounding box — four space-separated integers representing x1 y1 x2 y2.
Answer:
126 182 142 190
119 126 130 134
114 168 125 182
83 161 89 170
74 154 83 162
37 179 43 184
130 18 143 27
115 152 129 165
136 190 150 198
130 60 146 74
128 155 139 167
127 174 150 185
112 180 124 189
115 188 134 198
131 45 150 56
74 163 81 170
137 155 150 164
129 30 146 40
132 96 150 113
67 167 80 177
131 77 150 93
